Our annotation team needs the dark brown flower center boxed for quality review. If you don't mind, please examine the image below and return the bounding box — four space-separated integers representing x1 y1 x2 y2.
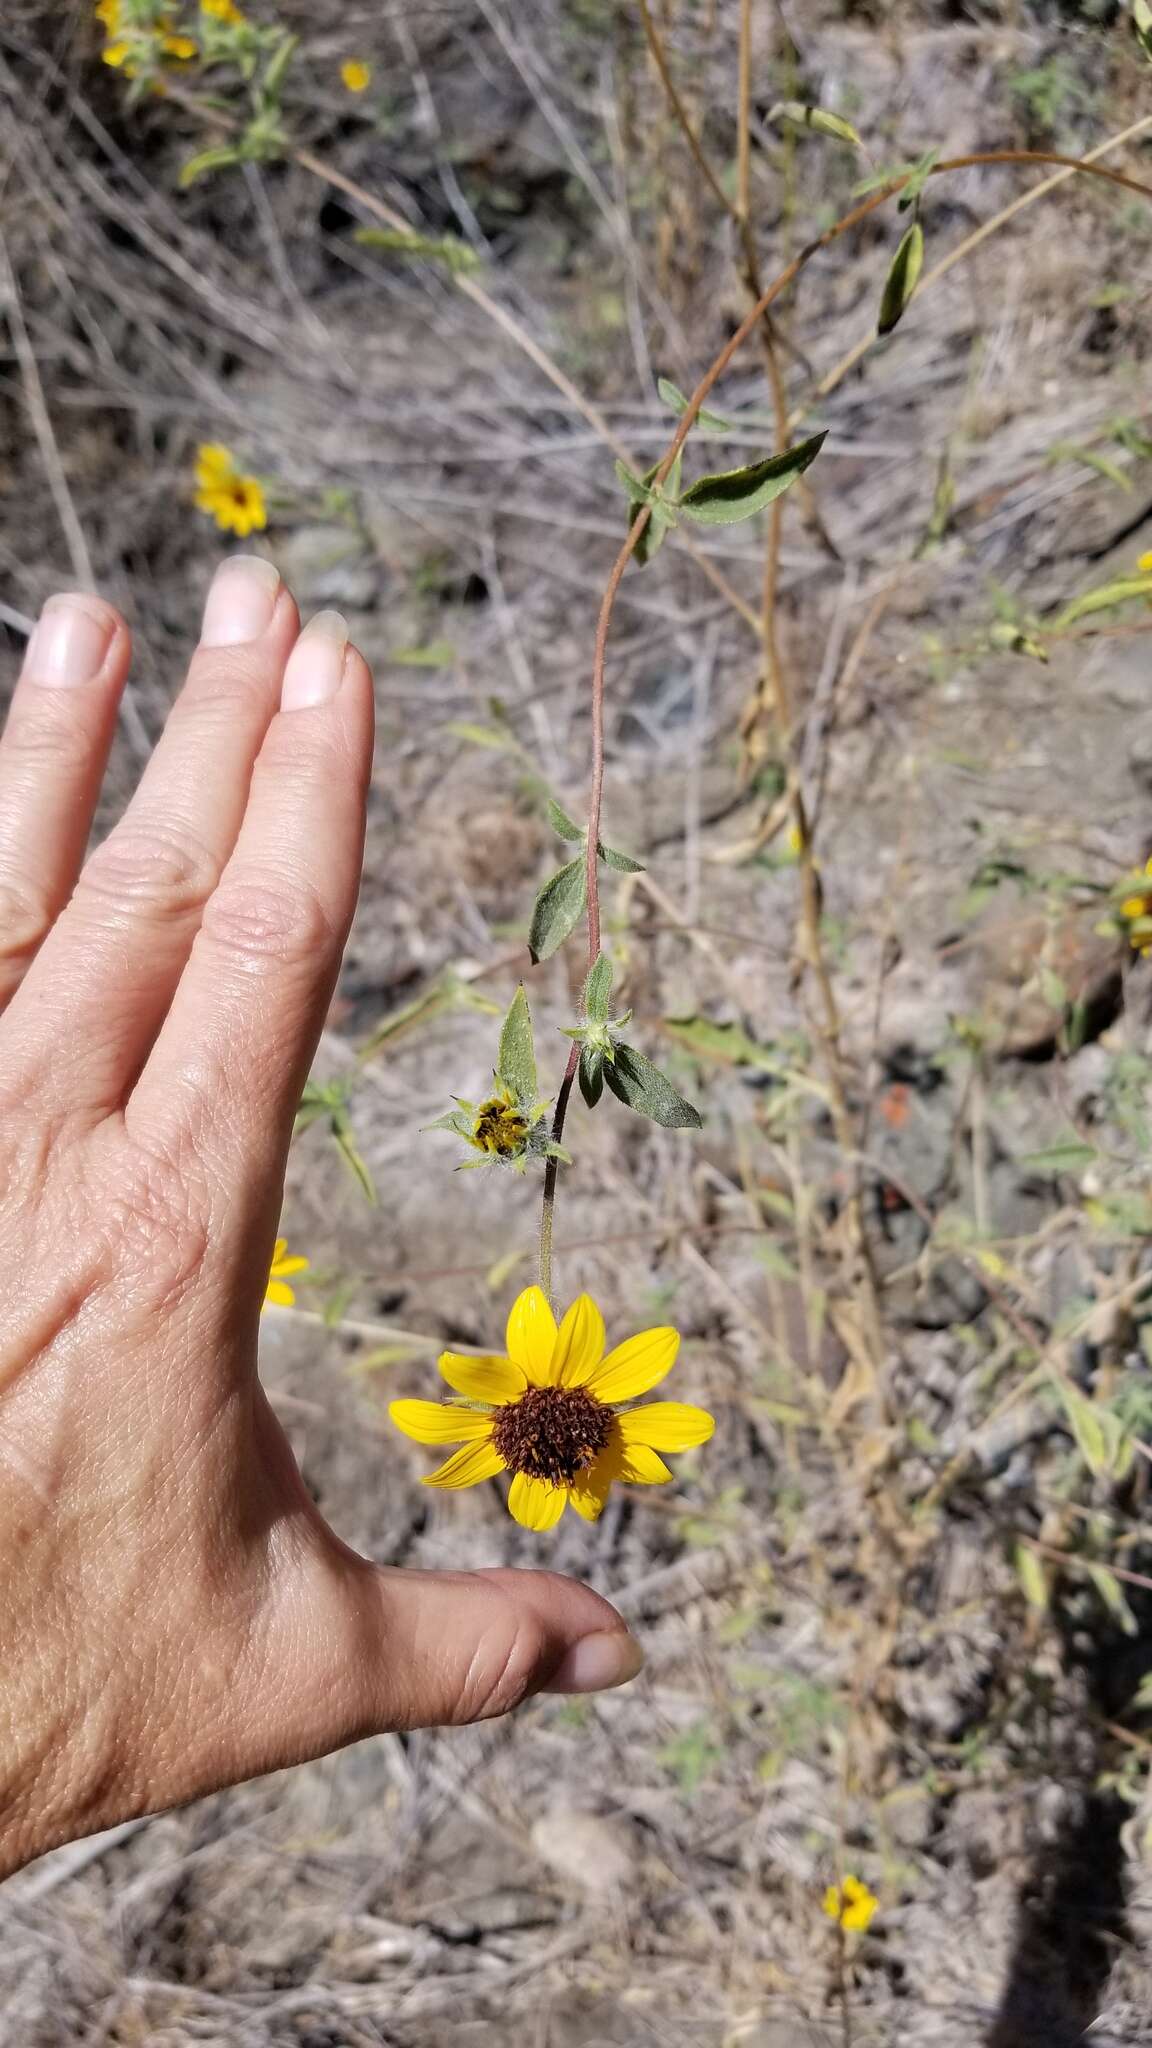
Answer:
492 1384 612 1486
472 1095 528 1157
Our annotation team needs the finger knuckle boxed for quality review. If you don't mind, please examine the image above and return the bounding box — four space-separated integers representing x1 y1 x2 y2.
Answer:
0 873 54 974
200 868 335 974
454 1594 548 1723
80 824 221 924
1 699 84 775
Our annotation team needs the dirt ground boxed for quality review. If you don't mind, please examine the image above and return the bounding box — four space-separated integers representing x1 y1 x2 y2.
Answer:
4 2 1152 2042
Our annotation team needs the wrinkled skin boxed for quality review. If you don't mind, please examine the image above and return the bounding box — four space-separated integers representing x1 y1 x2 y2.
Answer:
0 565 639 1878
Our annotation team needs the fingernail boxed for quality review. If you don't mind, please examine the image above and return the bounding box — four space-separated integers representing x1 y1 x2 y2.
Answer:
23 594 114 689
544 1629 645 1695
201 555 280 648
280 610 348 711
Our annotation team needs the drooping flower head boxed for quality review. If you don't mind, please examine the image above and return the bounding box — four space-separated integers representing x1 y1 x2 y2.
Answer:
390 1286 713 1529
193 443 268 538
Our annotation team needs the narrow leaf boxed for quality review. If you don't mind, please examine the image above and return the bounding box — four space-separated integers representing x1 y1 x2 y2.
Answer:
1014 1542 1049 1615
354 226 480 274
897 145 941 212
878 221 925 336
528 858 587 964
179 146 243 188
584 953 613 1025
1086 1561 1139 1636
498 985 537 1101
604 1044 703 1129
618 454 682 566
1135 0 1152 59
547 797 585 842
656 377 731 432
445 721 509 751
678 432 827 527
579 1045 604 1108
768 101 862 147
1052 575 1152 631
599 841 645 873
332 1118 377 1205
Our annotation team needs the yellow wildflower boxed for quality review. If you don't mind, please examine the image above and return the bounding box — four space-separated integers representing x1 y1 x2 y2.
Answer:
389 1285 714 1530
1140 551 1152 574
823 1875 879 1935
193 442 268 537
98 0 196 71
341 59 372 92
264 1238 310 1309
201 0 245 19
1118 855 1152 956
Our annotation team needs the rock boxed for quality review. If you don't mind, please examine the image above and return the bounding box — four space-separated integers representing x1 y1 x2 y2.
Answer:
529 1807 635 1893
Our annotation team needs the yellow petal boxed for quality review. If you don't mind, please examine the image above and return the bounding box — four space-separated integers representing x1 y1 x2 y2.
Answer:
389 1400 495 1445
424 1439 505 1489
568 1437 622 1521
617 1442 672 1485
822 1885 842 1921
551 1293 606 1386
437 1352 526 1403
272 1236 287 1260
506 1286 558 1385
588 1326 680 1403
1140 551 1152 573
263 1279 295 1308
1122 896 1146 920
507 1472 567 1530
617 1402 714 1452
195 442 234 483
271 1255 309 1279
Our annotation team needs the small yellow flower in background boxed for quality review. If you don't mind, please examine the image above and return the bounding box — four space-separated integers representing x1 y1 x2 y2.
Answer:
201 0 245 20
341 59 372 93
193 442 268 537
1118 855 1152 957
389 1285 714 1530
264 1239 310 1309
1140 550 1152 574
823 1875 879 1935
98 0 197 72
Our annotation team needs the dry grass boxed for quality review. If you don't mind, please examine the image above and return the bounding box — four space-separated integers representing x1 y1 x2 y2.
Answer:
4 1 1152 2042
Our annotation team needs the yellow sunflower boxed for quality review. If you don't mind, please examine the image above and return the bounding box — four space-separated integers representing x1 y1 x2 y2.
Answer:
389 1285 714 1530
264 1238 309 1309
193 442 267 537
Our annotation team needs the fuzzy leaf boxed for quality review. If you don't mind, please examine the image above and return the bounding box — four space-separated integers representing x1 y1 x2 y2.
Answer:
1059 1383 1132 1481
579 1045 604 1108
528 858 587 964
618 452 683 566
678 433 827 527
768 101 861 147
656 377 731 432
584 953 613 1025
547 797 585 842
599 841 645 873
878 221 925 335
604 1044 702 1129
179 146 243 188
897 145 941 212
354 226 480 274
1014 1542 1049 1614
498 984 537 1101
1086 1561 1139 1636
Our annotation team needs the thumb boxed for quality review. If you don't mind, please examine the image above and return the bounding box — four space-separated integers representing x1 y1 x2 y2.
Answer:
256 1550 643 1766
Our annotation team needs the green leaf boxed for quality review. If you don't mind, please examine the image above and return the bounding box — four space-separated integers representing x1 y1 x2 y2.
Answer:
988 621 1049 663
445 721 509 751
498 984 537 1101
261 28 298 96
768 101 862 147
389 639 455 667
584 953 613 1025
878 220 925 336
896 145 941 212
617 453 683 566
1051 575 1152 631
1047 441 1132 492
179 146 243 188
604 1044 702 1128
663 1012 786 1072
332 1114 377 1204
1014 1542 1049 1615
656 377 731 432
1086 1561 1139 1636
1059 1382 1132 1481
579 1045 604 1108
547 797 585 842
678 432 827 527
1135 0 1152 60
354 226 480 274
528 858 587 964
599 841 645 873
1019 1140 1095 1174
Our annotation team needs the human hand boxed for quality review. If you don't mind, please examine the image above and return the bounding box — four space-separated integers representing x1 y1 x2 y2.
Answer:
0 562 641 1877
